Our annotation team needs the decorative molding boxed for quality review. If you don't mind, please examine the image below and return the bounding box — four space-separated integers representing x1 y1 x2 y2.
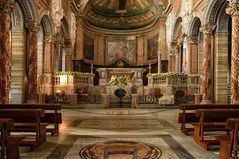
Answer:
208 0 224 23
0 0 15 13
51 0 63 28
200 24 216 34
25 21 40 32
226 2 239 16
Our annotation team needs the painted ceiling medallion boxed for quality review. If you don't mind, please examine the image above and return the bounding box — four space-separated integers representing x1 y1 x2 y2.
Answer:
85 0 157 30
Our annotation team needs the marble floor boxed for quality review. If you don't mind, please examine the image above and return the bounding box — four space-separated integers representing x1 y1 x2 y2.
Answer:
20 105 219 159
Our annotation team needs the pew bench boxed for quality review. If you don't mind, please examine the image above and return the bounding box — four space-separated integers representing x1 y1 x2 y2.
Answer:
0 109 47 150
0 104 62 136
219 118 239 159
193 109 239 150
178 104 239 135
0 118 24 159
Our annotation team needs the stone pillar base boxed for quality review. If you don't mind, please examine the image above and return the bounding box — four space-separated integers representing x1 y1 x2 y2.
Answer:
102 94 110 108
131 94 139 108
27 100 37 104
38 94 45 104
194 94 202 104
70 94 78 105
200 99 212 104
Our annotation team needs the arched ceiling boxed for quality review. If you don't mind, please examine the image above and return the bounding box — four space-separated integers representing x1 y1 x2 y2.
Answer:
83 0 162 30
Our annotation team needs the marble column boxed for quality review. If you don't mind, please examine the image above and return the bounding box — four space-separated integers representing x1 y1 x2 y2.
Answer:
0 0 15 103
137 35 145 64
44 35 54 73
187 37 198 74
25 21 40 101
75 17 83 60
159 17 168 60
200 24 216 104
97 34 105 65
43 35 55 95
169 54 176 72
226 2 239 103
158 53 161 73
177 40 183 72
65 49 72 71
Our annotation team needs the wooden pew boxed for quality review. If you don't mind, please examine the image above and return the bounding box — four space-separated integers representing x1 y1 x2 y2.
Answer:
0 104 62 136
0 109 46 150
193 109 239 150
0 118 24 159
178 104 239 135
219 118 239 159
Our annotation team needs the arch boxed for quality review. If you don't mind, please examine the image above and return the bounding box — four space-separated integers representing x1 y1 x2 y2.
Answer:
40 15 54 36
11 3 24 29
216 2 230 32
10 3 26 104
172 17 182 40
61 16 70 40
203 0 226 24
17 0 37 21
189 17 201 39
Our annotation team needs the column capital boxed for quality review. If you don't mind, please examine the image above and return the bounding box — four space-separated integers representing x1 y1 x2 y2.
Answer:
200 24 216 34
187 36 198 44
25 21 40 32
44 35 54 43
226 2 239 16
0 0 15 14
76 15 84 26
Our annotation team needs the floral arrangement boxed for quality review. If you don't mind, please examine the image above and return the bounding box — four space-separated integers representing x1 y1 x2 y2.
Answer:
54 71 95 77
147 72 188 78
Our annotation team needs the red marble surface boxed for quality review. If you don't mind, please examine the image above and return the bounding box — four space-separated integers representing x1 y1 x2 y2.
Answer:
27 31 38 101
0 13 11 103
231 15 239 103
200 32 211 103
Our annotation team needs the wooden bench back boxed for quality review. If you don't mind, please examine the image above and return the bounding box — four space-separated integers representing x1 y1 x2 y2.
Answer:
0 109 44 123
0 118 14 130
0 104 61 110
196 109 239 122
0 104 62 124
180 104 239 110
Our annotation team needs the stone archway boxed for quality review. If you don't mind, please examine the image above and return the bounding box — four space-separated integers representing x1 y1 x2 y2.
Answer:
54 16 71 72
214 1 231 103
10 3 26 104
188 17 201 75
171 17 183 72
201 0 231 103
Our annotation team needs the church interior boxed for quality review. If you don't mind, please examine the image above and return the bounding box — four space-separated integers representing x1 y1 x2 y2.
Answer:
0 0 239 158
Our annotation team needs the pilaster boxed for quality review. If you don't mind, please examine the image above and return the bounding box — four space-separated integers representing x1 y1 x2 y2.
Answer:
75 17 84 60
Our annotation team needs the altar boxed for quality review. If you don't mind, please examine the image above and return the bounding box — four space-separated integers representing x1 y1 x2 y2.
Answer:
97 67 144 100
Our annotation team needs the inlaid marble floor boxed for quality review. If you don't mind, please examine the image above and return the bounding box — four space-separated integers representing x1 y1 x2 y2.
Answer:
20 106 219 159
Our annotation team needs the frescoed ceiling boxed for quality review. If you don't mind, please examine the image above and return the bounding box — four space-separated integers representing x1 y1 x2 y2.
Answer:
84 0 159 30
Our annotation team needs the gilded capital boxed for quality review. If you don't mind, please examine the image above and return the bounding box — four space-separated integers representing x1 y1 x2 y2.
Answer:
226 2 239 16
187 36 198 44
44 35 53 43
25 21 40 32
200 24 216 34
0 0 15 13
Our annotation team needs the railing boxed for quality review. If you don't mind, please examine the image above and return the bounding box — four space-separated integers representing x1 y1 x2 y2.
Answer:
148 73 200 87
53 72 94 86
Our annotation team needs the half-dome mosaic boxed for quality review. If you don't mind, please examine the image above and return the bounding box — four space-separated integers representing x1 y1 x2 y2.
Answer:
85 0 157 30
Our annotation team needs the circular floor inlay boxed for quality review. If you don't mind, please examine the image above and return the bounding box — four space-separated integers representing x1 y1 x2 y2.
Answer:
79 140 162 159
